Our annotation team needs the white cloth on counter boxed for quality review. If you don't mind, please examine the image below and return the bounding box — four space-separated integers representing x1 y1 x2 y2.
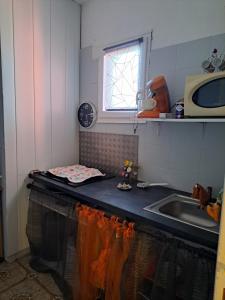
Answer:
48 164 105 183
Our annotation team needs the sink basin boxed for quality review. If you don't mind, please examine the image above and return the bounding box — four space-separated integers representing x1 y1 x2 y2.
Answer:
144 194 219 234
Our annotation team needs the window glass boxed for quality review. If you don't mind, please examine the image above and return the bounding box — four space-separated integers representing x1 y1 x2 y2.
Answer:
103 42 141 111
193 78 225 108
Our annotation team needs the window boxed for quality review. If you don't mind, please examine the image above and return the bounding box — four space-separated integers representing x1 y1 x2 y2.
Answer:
102 38 144 113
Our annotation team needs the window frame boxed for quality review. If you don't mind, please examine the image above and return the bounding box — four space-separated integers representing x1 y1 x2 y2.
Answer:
97 35 149 123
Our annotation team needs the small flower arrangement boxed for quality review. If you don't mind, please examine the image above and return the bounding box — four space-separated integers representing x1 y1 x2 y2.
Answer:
121 160 133 182
117 160 138 191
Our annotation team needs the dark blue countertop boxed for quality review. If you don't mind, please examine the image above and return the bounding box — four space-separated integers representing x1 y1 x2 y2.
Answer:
29 174 219 250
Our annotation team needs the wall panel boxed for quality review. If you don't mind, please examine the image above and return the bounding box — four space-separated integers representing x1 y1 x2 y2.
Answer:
13 0 36 252
0 0 80 257
13 0 36 175
51 0 67 167
33 0 52 170
64 0 80 164
0 0 19 258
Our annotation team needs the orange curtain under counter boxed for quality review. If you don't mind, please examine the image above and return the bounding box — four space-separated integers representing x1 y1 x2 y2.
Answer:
74 204 135 300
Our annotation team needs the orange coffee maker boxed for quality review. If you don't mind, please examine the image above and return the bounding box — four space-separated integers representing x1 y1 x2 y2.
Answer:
137 75 170 118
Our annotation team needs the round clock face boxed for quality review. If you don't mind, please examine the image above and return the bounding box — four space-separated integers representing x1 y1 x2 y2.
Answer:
78 102 97 128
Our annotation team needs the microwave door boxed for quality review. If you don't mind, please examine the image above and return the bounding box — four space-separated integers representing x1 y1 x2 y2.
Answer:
192 78 225 109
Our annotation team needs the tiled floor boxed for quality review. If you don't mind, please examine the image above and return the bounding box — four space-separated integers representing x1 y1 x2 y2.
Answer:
0 255 63 299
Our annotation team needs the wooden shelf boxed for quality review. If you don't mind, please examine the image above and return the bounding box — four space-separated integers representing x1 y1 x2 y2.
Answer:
142 118 225 123
97 117 225 124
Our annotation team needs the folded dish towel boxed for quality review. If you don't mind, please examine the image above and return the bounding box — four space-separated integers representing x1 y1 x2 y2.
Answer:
48 164 105 183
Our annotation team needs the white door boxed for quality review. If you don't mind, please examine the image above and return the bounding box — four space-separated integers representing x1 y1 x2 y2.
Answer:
214 176 225 300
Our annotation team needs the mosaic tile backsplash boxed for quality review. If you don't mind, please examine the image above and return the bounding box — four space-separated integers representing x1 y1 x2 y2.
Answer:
79 132 138 175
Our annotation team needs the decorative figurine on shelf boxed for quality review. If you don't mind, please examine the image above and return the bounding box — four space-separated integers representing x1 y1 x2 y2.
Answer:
117 160 134 191
201 48 225 73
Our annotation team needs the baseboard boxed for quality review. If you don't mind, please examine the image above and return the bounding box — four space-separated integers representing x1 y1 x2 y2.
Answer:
5 247 30 263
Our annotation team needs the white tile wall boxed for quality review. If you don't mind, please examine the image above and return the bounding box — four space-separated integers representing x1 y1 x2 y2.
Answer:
80 33 225 195
176 38 212 70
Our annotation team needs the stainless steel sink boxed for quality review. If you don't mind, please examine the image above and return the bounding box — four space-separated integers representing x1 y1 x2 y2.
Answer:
144 194 219 234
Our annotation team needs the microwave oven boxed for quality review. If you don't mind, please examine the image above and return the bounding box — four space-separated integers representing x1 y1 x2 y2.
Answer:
184 71 225 117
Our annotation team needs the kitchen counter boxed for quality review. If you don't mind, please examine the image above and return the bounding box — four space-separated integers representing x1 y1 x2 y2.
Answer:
28 173 219 250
